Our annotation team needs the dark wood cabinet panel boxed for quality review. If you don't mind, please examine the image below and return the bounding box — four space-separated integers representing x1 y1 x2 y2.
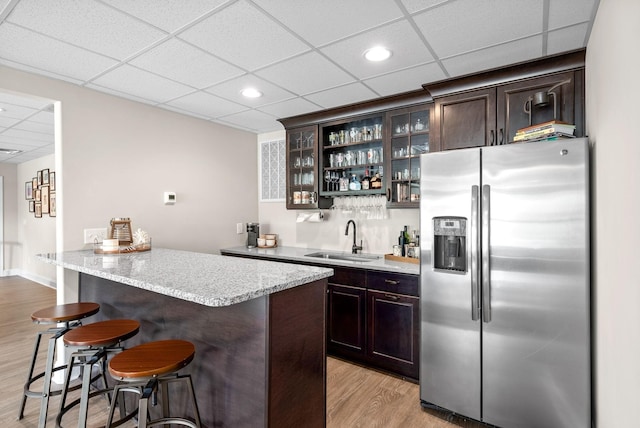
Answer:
433 87 496 151
327 284 366 357
427 50 585 150
367 290 420 379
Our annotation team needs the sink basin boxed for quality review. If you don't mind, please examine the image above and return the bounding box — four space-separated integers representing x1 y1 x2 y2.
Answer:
304 251 380 263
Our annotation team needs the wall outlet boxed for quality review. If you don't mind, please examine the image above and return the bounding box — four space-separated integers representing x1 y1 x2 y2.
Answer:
236 223 243 234
83 228 108 244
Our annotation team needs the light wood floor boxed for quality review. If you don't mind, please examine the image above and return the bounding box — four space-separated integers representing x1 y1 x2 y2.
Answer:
0 276 485 428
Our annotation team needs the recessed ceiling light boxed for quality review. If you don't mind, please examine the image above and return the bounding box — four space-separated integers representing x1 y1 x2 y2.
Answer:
364 46 392 62
241 88 263 98
0 148 21 155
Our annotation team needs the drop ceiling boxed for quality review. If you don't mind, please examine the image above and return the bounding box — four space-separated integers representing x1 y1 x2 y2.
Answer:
0 0 599 164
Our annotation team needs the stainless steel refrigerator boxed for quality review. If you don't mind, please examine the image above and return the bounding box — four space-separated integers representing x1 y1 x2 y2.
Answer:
419 138 591 428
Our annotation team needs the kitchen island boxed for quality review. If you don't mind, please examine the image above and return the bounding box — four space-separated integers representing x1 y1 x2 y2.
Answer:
38 248 333 428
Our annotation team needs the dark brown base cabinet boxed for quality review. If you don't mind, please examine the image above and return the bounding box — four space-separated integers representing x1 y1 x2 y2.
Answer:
327 268 420 381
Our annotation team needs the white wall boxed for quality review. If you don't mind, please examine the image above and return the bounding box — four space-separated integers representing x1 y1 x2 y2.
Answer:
1 65 258 288
15 154 56 286
0 163 17 273
258 130 420 254
586 0 640 426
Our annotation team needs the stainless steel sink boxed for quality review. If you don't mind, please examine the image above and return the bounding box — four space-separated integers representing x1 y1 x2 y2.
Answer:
304 251 380 263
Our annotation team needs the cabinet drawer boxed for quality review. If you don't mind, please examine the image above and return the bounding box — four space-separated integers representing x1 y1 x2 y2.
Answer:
329 267 366 288
367 272 418 297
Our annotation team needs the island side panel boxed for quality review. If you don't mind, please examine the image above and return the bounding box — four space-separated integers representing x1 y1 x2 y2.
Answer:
268 278 327 428
79 273 268 428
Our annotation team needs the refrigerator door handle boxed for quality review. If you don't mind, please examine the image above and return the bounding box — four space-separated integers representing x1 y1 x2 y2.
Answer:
470 185 480 321
481 184 492 323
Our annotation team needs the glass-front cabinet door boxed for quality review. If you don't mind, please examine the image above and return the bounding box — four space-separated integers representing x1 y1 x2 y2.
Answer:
386 105 431 208
320 115 385 197
286 125 328 209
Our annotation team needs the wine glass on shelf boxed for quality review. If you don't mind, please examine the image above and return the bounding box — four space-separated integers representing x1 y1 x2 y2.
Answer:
325 171 331 192
331 172 339 191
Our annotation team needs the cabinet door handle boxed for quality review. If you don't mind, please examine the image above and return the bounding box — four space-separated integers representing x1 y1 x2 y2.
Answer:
311 192 318 203
386 188 391 202
384 294 399 301
489 130 495 145
499 128 504 145
384 279 400 285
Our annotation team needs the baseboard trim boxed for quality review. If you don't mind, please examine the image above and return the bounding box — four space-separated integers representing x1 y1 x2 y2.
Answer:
1 269 56 289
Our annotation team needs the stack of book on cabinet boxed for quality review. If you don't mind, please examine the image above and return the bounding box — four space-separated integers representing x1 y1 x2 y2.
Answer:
513 120 576 142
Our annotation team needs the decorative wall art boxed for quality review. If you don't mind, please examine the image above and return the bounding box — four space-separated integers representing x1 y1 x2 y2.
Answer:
26 168 56 218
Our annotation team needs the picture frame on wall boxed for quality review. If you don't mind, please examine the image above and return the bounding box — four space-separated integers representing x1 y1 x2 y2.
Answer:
25 181 33 200
50 171 56 191
35 188 41 202
32 177 38 192
49 193 56 217
35 203 42 218
41 185 50 214
37 170 43 186
29 200 35 213
42 168 50 185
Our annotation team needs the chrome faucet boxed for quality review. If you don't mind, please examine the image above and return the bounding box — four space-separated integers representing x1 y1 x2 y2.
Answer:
345 220 363 254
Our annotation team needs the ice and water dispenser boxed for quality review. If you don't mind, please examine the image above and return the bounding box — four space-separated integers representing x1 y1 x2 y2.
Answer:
433 217 467 272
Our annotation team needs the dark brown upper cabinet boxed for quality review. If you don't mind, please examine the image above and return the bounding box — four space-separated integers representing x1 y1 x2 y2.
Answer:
426 49 585 151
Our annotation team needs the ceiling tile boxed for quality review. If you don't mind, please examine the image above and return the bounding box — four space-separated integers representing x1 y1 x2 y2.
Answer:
0 58 85 85
0 102 39 120
27 110 55 125
0 23 119 81
304 82 378 109
0 91 52 109
101 0 227 33
218 109 281 133
255 51 355 95
178 0 310 71
164 91 248 118
441 36 543 78
2 128 53 144
6 0 167 60
414 0 542 58
129 38 244 89
89 64 195 104
320 21 433 80
257 97 322 120
364 63 445 96
548 0 598 30
14 119 54 135
205 74 295 107
547 23 590 56
400 0 451 14
252 0 404 46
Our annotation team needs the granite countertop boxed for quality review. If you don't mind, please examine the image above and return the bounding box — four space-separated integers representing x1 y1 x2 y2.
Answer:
220 246 420 275
37 248 333 307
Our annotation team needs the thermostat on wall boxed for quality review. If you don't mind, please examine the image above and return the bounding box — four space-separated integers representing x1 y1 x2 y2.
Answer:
164 192 176 205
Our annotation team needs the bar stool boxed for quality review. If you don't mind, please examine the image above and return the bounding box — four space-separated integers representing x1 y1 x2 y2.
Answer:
56 319 140 428
19 302 100 428
106 340 202 428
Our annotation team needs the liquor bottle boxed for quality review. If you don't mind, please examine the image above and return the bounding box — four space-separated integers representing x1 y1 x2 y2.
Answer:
371 168 382 189
361 168 371 190
339 172 349 191
398 229 406 256
349 174 361 191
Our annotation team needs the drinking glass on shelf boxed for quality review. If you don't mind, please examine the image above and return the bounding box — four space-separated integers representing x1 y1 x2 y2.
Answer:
331 172 339 191
325 171 331 192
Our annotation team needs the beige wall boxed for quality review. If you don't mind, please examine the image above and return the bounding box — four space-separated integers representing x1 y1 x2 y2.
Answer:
1 65 258 289
587 0 640 426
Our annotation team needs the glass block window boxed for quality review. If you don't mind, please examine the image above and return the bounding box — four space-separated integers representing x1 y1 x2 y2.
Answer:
260 139 285 201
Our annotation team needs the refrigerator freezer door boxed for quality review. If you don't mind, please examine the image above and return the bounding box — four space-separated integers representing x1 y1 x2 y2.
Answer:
481 139 590 428
419 148 481 419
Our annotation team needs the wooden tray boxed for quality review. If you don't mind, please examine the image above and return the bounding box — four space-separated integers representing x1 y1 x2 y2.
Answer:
94 245 151 254
384 253 419 264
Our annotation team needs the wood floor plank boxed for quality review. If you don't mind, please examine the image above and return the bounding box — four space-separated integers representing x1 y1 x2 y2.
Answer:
1 276 484 428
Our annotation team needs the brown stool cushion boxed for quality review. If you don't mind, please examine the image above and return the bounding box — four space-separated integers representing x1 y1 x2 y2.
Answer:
31 302 100 323
109 340 195 379
63 319 140 347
